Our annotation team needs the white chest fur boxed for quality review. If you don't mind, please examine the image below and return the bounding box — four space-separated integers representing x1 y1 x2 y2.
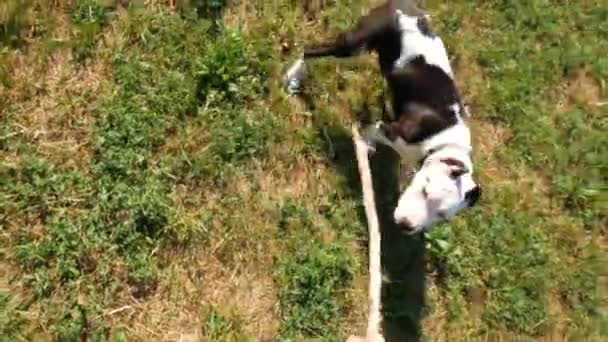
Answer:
363 120 472 169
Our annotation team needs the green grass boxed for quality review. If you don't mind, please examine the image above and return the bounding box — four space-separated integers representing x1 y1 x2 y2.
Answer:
1 0 606 341
274 200 356 340
200 306 248 341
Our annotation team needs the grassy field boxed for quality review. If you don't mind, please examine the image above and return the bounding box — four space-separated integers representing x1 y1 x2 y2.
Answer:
1 0 606 341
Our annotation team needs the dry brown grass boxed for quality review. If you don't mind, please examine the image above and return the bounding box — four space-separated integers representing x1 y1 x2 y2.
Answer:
104 250 280 341
3 12 110 169
453 52 488 109
542 293 569 342
158 169 287 340
97 171 283 339
420 282 448 341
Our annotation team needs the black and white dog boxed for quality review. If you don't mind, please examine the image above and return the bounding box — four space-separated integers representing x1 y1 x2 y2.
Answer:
285 0 481 234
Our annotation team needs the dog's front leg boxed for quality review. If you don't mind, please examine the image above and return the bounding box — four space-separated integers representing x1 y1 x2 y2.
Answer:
361 121 393 155
361 122 380 155
284 3 394 93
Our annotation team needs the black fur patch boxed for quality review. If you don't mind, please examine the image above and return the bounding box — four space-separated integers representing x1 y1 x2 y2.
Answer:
300 0 462 145
465 185 481 207
382 55 462 143
416 17 434 37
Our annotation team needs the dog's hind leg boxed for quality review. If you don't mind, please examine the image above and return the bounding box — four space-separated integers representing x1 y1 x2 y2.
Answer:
284 3 395 93
302 0 427 60
302 2 396 60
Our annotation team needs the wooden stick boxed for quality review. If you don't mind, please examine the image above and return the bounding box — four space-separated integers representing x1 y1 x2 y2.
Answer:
348 124 385 342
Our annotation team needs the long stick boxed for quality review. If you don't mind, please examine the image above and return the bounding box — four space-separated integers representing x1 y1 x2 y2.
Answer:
348 125 385 342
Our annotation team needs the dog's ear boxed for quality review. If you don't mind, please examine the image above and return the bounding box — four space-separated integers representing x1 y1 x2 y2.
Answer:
465 185 481 207
441 158 469 178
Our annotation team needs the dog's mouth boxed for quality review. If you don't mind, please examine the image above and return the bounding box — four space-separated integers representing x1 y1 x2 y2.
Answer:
398 219 421 235
403 229 419 236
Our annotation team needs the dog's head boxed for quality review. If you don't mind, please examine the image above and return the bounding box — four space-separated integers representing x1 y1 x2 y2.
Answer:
393 154 481 234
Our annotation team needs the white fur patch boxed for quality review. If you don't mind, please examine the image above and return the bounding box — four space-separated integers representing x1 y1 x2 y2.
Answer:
420 121 472 159
449 103 462 117
393 10 453 77
363 120 472 170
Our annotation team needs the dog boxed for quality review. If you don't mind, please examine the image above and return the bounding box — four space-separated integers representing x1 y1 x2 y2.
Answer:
287 0 481 234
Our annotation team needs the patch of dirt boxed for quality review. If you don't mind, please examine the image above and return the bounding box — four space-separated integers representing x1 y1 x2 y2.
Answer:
470 119 511 160
466 286 486 319
542 293 567 342
221 1 326 45
257 154 333 201
202 265 279 339
453 52 487 104
107 252 279 341
508 167 555 213
469 119 515 193
228 173 255 199
0 260 16 298
554 67 603 113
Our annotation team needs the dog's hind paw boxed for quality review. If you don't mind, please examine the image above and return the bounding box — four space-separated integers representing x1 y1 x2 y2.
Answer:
282 58 307 94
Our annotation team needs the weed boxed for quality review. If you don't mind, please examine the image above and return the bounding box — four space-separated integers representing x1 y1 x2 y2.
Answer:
70 0 114 64
0 293 29 341
201 307 247 341
274 202 355 339
194 30 267 106
2 8 250 337
562 254 605 316
177 0 227 21
483 287 547 335
275 241 354 339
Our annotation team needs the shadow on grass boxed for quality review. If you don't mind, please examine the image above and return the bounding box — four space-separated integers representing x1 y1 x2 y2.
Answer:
0 6 32 49
177 0 227 22
305 97 427 341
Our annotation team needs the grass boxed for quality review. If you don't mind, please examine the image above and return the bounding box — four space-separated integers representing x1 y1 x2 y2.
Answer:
1 0 606 340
